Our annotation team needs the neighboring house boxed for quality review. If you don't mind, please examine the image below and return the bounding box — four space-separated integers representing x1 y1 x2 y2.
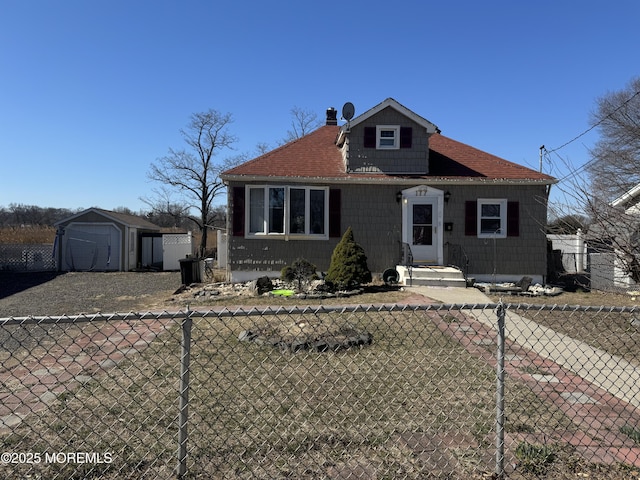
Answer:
590 184 640 291
55 208 163 272
221 98 556 284
612 182 640 216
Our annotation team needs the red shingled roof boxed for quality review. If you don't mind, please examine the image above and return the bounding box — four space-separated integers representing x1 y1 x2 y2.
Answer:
223 126 344 179
221 125 555 183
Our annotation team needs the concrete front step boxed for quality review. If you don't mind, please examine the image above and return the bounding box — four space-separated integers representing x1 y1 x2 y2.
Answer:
396 266 466 287
408 277 468 287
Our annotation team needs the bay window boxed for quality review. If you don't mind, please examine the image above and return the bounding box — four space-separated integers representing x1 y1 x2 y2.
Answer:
246 185 328 239
268 187 284 233
249 188 265 233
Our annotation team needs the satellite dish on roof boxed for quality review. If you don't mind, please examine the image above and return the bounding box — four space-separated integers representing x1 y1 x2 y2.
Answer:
341 102 355 121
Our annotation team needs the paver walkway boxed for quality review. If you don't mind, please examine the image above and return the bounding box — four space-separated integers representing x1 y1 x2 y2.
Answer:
0 317 171 433
411 285 640 468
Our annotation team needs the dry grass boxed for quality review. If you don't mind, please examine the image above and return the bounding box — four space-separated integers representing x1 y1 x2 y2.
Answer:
2 308 598 479
488 291 640 365
0 226 56 244
489 289 640 308
4 276 640 478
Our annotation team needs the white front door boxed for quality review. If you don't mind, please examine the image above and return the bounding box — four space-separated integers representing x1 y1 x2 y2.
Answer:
408 199 437 263
402 186 444 265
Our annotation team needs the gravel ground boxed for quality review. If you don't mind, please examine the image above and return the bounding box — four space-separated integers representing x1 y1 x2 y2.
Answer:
0 271 183 318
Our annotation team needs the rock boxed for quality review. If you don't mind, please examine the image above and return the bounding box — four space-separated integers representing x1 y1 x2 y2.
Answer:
248 276 274 296
238 330 258 342
312 338 341 352
354 332 373 346
290 339 310 353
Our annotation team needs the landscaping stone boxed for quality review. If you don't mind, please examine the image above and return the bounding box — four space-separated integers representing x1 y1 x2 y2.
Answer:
249 276 273 296
173 277 367 304
238 323 373 353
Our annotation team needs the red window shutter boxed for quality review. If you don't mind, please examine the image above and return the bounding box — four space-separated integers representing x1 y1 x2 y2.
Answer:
329 188 341 237
232 186 245 237
507 201 520 237
465 201 477 236
363 127 376 148
400 127 412 148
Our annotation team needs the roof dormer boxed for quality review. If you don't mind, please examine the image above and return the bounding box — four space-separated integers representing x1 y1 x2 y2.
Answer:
337 98 439 175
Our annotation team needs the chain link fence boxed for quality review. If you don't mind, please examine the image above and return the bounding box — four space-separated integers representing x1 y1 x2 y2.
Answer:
1 303 640 479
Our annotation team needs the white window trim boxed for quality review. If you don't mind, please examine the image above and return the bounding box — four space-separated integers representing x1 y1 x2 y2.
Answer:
245 185 329 240
376 125 400 150
477 198 507 239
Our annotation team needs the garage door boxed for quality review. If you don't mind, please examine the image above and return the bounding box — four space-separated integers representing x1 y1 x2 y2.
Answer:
63 224 121 271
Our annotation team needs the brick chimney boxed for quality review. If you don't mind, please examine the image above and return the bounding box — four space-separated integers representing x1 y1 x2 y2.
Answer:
326 107 338 126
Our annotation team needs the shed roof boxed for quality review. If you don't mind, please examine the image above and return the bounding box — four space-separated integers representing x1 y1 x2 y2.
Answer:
55 208 161 230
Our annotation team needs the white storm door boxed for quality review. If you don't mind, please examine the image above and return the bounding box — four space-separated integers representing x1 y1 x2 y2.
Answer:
409 200 437 263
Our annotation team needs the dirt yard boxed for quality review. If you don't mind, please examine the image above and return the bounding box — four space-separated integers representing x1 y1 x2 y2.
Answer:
0 271 182 317
2 271 638 319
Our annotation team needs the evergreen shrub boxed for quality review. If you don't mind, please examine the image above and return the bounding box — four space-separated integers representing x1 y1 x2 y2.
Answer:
325 227 372 290
280 258 318 291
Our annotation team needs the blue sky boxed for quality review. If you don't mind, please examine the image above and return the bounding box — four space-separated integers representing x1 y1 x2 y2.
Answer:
1 1 639 213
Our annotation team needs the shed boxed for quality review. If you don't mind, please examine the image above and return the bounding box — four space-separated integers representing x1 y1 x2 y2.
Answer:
54 208 161 272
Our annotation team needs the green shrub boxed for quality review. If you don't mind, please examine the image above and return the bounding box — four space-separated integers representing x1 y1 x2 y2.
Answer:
325 227 372 290
280 258 318 291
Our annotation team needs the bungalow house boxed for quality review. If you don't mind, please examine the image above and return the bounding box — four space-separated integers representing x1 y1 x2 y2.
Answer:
220 98 556 285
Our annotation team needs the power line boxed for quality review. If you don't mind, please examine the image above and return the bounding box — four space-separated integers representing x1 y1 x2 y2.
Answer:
546 88 640 184
547 89 640 155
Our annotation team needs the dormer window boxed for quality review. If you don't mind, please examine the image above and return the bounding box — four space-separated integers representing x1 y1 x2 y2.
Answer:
377 125 400 149
363 126 413 149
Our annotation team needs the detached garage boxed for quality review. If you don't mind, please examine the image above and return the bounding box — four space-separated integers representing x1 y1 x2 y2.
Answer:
54 208 162 272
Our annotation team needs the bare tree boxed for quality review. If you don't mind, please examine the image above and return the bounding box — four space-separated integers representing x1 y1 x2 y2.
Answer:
547 214 589 234
0 204 78 226
585 78 640 284
209 204 227 230
547 173 638 287
282 106 322 143
548 77 640 286
148 109 237 256
255 142 270 155
140 187 191 229
587 196 640 284
587 77 640 202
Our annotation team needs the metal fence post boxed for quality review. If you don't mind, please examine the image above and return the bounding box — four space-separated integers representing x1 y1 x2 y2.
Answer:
176 309 193 478
495 301 506 479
